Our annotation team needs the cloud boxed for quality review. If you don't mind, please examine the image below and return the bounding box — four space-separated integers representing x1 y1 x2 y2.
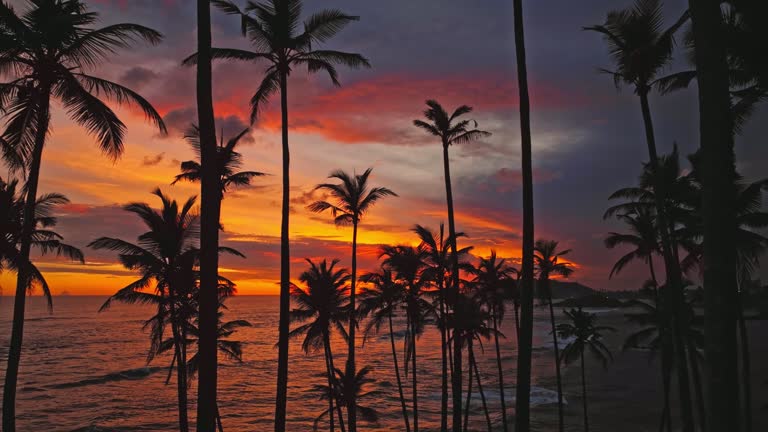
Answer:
120 66 158 89
141 152 165 166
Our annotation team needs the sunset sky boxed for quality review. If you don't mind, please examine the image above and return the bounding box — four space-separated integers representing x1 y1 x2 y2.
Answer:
4 0 767 295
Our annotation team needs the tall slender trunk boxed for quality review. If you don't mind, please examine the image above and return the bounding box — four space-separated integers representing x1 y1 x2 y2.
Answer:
639 88 694 432
675 0 742 407
687 338 706 432
513 1 535 430
323 333 337 432
580 351 589 432
170 297 190 432
388 312 411 432
274 67 291 432
326 334 346 432
470 347 491 432
492 307 508 432
659 335 673 432
411 314 419 432
442 141 462 432
196 1 219 430
545 276 564 432
438 275 449 431
2 85 50 432
737 291 752 432
347 222 358 432
463 352 472 432
216 404 224 432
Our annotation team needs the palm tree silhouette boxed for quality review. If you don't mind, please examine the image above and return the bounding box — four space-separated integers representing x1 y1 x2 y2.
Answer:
0 3 165 427
412 223 471 429
380 245 430 432
413 99 490 430
289 258 351 432
472 250 516 432
512 0 536 429
313 366 380 432
675 157 768 432
586 5 696 428
534 239 574 432
605 206 661 286
622 287 705 432
557 307 615 432
308 167 396 418
91 189 200 432
194 0 222 428
0 177 84 310
157 298 251 432
173 125 266 201
359 268 410 432
190 4 370 428
450 294 497 432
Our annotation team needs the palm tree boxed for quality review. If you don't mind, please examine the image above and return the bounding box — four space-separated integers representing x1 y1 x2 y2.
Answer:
674 161 768 432
289 258 350 432
512 0 536 429
413 100 490 430
412 223 472 429
359 268 410 432
173 124 266 202
90 189 202 432
557 307 615 432
605 206 661 287
622 288 706 432
0 177 84 310
194 0 221 428
450 294 497 432
308 167 396 418
0 3 165 427
586 5 695 428
534 239 574 432
313 366 380 432
187 4 369 428
472 251 515 432
380 245 431 432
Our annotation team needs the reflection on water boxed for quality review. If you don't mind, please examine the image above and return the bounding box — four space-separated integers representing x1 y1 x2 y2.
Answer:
0 296 584 431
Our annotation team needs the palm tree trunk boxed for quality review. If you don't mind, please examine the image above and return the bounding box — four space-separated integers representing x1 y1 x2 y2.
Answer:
325 333 346 432
170 299 190 432
545 277 565 432
638 88 695 432
737 291 752 432
216 404 224 432
388 312 411 432
2 85 50 432
441 141 463 432
195 1 219 430
581 351 589 432
167 351 178 385
492 308 509 432
463 352 472 432
438 277 449 431
347 222 358 432
513 1 536 430
411 316 419 432
659 340 673 432
687 339 706 432
470 347 492 432
274 67 291 432
323 333 337 432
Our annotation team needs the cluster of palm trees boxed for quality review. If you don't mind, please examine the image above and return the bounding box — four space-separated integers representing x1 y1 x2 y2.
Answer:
0 0 765 431
587 1 768 432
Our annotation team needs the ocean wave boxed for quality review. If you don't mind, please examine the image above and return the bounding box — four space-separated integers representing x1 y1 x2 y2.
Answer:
50 366 164 389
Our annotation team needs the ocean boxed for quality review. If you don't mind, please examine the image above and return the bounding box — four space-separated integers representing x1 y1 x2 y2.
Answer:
4 296 763 431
